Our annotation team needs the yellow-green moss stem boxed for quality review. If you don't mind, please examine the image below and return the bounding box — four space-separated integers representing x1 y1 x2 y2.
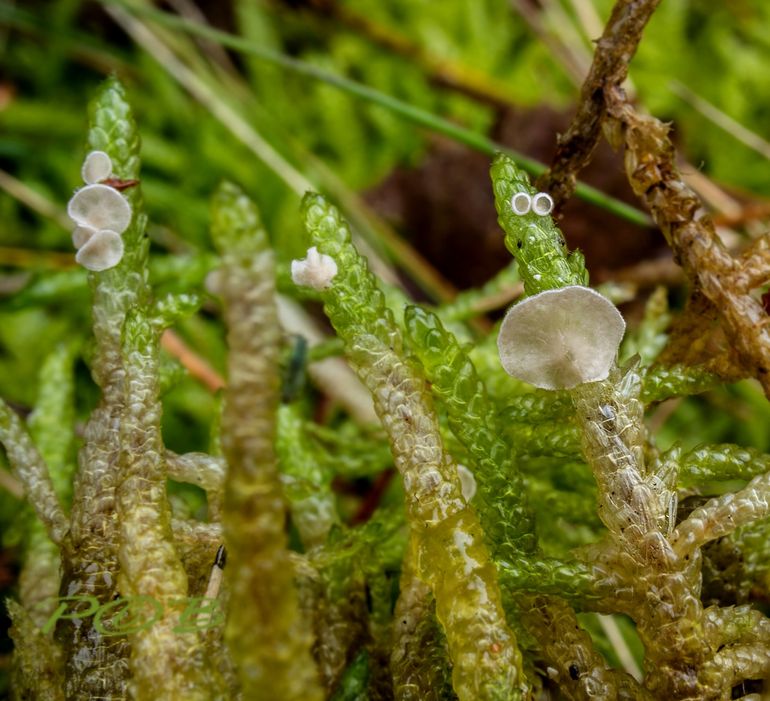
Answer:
212 182 322 701
117 309 219 700
390 536 454 701
7 600 65 701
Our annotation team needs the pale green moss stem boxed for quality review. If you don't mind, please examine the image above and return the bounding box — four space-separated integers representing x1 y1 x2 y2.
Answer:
60 76 146 700
276 402 338 549
303 192 526 701
117 309 219 700
0 401 67 544
212 182 322 701
678 443 770 486
404 305 536 556
12 345 78 693
165 450 225 519
672 471 770 559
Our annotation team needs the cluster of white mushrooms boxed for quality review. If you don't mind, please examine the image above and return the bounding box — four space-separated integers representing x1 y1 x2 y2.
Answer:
510 191 554 216
67 151 132 271
287 190 625 393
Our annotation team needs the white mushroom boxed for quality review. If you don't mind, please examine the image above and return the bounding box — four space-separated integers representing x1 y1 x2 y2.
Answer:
81 150 113 184
457 464 477 502
497 286 625 390
67 184 132 234
71 225 96 249
291 246 338 291
75 230 125 272
532 192 554 216
510 192 532 215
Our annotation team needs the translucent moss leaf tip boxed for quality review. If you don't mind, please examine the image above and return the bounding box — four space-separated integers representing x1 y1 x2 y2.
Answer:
210 181 267 254
87 76 140 180
490 153 587 295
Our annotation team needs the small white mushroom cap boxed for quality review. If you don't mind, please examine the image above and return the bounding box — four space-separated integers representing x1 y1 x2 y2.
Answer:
71 225 96 249
456 464 477 502
511 192 532 215
291 246 338 291
81 151 113 184
67 184 132 234
532 192 554 216
75 229 124 272
497 285 625 390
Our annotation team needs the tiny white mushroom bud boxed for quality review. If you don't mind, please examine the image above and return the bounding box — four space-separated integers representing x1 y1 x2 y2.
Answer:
291 246 338 291
67 184 132 234
532 192 554 216
510 192 532 215
81 150 113 185
497 286 625 390
75 229 124 272
72 225 96 250
456 464 477 502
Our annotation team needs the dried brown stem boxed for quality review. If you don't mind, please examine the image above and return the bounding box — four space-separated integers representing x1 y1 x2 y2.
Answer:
606 96 770 394
537 0 661 205
542 0 770 396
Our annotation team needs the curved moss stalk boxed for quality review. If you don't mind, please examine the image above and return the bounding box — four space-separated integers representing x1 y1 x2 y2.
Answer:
212 182 322 700
165 451 225 518
59 77 146 700
671 471 770 559
403 305 535 556
571 369 734 698
302 192 526 701
0 401 67 545
677 443 770 486
11 344 78 695
276 402 338 549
